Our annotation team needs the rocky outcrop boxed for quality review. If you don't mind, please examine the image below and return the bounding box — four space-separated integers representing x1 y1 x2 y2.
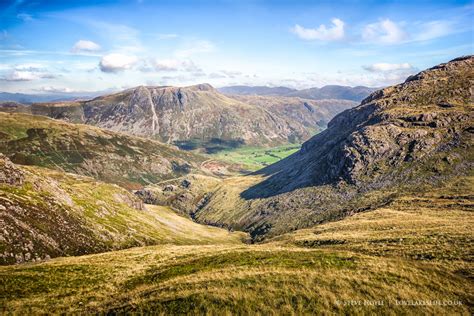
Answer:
0 159 174 265
0 101 30 114
0 154 24 186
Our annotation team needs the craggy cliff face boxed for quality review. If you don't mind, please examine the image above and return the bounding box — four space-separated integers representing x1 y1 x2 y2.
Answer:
256 56 474 193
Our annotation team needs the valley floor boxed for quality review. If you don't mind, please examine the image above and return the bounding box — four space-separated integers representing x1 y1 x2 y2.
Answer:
208 144 301 172
2 177 472 314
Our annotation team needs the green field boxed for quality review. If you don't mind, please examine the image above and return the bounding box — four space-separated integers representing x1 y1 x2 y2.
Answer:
210 144 301 171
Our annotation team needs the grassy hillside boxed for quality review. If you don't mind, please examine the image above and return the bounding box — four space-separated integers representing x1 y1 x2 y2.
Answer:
0 112 207 189
1 177 472 314
0 156 245 265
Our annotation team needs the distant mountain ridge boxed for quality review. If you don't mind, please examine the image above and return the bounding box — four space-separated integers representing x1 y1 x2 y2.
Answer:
0 91 100 104
218 84 378 101
218 86 297 96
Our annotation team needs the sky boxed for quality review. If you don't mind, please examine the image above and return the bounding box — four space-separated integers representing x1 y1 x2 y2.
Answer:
0 0 473 94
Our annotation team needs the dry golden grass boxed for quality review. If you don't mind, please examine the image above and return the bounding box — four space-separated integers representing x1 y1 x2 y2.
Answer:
1 177 472 314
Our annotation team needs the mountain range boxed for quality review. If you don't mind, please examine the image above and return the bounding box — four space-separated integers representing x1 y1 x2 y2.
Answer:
218 84 378 101
3 84 357 151
0 91 100 104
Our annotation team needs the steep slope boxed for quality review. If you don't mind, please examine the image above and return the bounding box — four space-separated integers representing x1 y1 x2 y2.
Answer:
1 176 472 314
31 84 312 147
0 155 245 265
0 112 206 189
142 56 473 240
229 95 357 131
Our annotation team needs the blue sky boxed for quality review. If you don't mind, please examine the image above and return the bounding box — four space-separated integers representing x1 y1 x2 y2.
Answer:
0 0 472 93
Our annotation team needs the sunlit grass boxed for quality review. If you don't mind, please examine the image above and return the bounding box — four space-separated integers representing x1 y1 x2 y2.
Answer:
209 144 301 171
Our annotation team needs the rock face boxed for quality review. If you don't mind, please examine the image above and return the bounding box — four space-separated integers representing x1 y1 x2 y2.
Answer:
0 101 30 114
32 84 316 147
159 56 473 240
0 154 25 186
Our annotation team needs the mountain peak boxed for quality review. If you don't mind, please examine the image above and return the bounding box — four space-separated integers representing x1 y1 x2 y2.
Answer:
186 83 215 91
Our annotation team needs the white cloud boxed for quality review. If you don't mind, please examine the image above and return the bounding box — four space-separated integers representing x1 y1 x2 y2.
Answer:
14 63 44 71
71 40 101 53
363 62 413 72
99 54 139 73
361 19 457 45
362 19 407 44
220 70 242 77
38 86 77 93
291 18 345 41
87 21 144 53
151 59 182 71
208 72 227 79
1 70 55 81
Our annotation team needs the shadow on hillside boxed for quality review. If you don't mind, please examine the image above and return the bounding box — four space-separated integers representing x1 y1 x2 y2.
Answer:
239 136 328 200
239 152 304 200
174 138 245 154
